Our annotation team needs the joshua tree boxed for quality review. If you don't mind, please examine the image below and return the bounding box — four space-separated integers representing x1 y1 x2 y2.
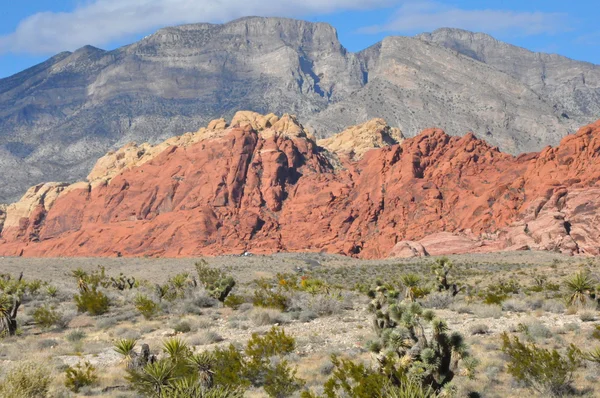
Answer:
431 257 464 297
367 285 474 392
400 274 421 302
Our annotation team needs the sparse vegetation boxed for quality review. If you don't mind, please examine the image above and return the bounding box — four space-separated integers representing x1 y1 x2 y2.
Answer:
0 254 597 396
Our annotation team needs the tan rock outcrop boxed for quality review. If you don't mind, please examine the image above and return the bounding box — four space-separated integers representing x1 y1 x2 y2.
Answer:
318 118 403 160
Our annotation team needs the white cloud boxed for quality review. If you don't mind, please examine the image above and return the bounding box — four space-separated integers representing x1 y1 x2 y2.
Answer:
0 0 394 54
361 1 570 36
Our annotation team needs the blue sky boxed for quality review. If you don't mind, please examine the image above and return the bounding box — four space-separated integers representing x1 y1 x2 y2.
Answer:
1 0 599 78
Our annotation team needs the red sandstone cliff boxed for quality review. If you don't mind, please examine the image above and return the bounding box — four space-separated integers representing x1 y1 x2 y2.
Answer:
0 113 599 259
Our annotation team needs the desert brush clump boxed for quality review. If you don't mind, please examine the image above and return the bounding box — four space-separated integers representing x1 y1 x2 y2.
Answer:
134 293 161 319
31 303 63 329
195 260 236 302
119 327 302 398
64 360 98 392
501 332 582 397
0 361 51 398
72 267 110 315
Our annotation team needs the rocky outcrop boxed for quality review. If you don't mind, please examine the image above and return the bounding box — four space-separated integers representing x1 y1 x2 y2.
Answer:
318 119 403 160
1 115 599 259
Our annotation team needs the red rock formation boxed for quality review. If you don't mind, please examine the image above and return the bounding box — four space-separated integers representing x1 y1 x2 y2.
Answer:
1 116 599 259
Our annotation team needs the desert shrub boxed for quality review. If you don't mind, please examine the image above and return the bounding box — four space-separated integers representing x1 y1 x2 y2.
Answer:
135 294 160 319
319 355 389 397
173 320 192 333
37 338 59 349
420 291 455 309
526 323 553 340
224 294 246 309
542 299 566 314
195 260 236 302
501 333 581 397
192 330 223 345
579 311 596 322
250 309 283 326
64 361 98 392
472 304 502 319
590 325 600 340
212 344 250 389
289 291 343 316
32 303 63 329
502 298 528 312
253 279 289 311
66 329 86 342
469 323 490 335
0 362 51 398
401 273 428 301
74 288 110 315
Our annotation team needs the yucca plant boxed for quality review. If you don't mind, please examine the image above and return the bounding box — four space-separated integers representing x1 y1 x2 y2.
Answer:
45 285 58 297
0 294 21 336
584 347 600 363
115 338 138 367
163 338 191 364
127 359 176 396
401 274 421 302
170 273 191 298
564 271 595 306
188 353 215 388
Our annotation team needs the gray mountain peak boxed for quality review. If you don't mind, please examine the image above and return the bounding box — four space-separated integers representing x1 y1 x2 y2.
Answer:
0 18 598 202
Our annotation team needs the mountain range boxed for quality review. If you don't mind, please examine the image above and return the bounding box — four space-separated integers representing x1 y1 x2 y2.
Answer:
1 17 599 203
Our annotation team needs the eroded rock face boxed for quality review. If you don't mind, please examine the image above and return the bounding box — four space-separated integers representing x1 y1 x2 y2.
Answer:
318 118 404 160
1 116 599 259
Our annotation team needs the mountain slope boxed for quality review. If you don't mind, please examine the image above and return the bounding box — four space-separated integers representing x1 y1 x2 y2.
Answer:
417 28 600 120
307 36 577 153
0 17 598 202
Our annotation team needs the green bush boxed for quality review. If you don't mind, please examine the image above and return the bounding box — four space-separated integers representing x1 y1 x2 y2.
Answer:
134 294 160 319
501 332 581 397
64 361 98 392
195 260 236 302
224 294 246 309
173 320 192 333
252 279 289 311
74 288 110 315
32 304 63 329
319 355 389 398
0 362 51 398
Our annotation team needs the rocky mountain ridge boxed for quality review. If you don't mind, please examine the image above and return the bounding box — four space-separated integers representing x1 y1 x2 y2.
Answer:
1 18 598 202
0 112 598 259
